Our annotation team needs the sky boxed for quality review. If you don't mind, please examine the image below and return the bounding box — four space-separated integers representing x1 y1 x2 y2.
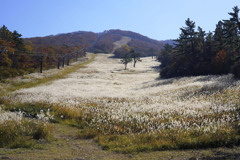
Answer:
0 0 239 40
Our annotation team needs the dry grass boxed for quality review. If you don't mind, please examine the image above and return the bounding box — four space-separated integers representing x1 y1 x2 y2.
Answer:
3 54 239 153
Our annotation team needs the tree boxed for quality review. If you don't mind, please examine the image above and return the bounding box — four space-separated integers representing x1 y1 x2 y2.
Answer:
179 18 197 56
197 26 206 54
130 49 141 67
12 30 26 51
228 6 240 77
173 18 198 75
228 6 240 31
0 25 12 42
0 52 12 67
221 6 240 76
0 40 14 67
213 50 228 74
205 32 214 59
120 53 132 70
214 21 224 51
158 43 173 68
159 6 240 78
25 41 34 53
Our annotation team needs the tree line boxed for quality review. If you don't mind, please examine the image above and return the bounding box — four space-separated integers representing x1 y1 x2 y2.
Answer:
0 25 86 80
158 6 240 78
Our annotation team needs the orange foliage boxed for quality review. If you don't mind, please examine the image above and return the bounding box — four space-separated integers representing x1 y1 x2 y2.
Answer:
215 50 227 64
213 50 229 73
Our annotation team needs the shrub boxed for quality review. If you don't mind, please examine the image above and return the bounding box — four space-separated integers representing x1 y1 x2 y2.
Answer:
0 117 52 148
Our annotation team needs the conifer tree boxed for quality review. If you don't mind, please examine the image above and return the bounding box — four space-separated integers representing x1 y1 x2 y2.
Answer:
12 30 26 51
214 21 224 51
0 25 12 42
158 44 173 68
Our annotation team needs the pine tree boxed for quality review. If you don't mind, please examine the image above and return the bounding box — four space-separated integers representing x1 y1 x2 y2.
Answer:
180 18 197 56
158 44 173 68
226 6 240 77
197 26 206 55
175 18 198 75
214 21 224 51
0 25 13 42
12 30 26 51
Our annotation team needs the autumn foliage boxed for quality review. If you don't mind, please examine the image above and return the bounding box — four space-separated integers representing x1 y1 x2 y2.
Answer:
0 25 86 80
24 29 164 57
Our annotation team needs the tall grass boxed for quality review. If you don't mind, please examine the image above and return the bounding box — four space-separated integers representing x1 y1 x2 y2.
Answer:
1 55 240 153
0 54 95 96
0 108 52 148
0 54 96 149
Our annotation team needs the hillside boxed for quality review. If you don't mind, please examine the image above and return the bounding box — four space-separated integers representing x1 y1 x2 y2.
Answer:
2 54 240 157
24 31 98 48
24 29 166 57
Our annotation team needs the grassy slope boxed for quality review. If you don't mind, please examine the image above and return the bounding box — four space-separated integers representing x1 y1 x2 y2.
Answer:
1 54 240 159
0 54 96 96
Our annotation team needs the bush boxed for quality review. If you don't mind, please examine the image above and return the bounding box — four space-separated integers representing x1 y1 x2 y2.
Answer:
0 119 52 148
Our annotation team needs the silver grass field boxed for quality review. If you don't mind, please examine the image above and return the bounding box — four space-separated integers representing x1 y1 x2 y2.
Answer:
2 54 240 152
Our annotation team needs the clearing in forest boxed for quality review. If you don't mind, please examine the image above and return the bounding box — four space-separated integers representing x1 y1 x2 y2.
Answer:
5 54 240 153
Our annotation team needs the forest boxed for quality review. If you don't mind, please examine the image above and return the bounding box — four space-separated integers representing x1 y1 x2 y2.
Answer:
158 6 240 78
0 26 86 80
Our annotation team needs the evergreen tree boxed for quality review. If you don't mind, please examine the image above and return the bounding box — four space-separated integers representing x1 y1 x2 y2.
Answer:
12 30 26 51
0 25 13 42
174 18 198 76
226 6 240 77
197 26 206 55
228 6 240 31
179 18 197 56
158 44 173 68
159 6 240 78
205 32 214 58
214 21 224 51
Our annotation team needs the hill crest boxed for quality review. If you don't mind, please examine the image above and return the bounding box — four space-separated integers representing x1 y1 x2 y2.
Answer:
24 29 171 57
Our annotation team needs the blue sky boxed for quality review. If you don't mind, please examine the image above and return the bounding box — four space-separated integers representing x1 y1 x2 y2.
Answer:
0 0 239 40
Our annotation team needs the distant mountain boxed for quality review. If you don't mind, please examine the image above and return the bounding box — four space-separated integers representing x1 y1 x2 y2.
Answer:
160 39 175 46
24 31 97 48
24 29 169 57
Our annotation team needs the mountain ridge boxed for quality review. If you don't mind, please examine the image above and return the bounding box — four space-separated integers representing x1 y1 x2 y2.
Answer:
24 29 173 57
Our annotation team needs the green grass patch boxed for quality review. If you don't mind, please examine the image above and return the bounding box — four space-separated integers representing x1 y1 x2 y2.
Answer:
94 129 240 153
